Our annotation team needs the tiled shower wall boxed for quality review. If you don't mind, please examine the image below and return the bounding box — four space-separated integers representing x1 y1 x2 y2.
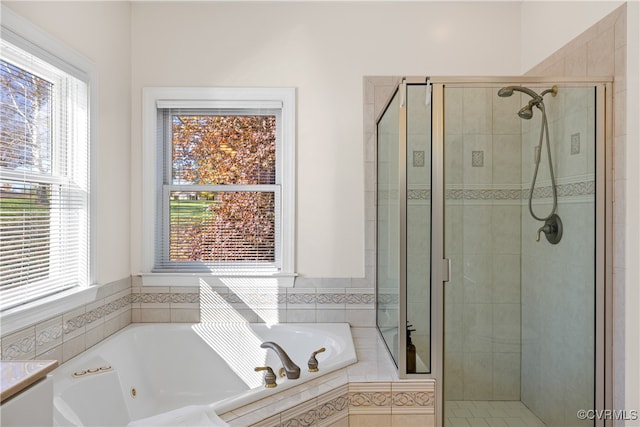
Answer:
524 4 626 424
519 86 597 426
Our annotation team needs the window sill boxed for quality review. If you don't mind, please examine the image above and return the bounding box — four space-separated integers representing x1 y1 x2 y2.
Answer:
0 286 98 337
139 272 297 288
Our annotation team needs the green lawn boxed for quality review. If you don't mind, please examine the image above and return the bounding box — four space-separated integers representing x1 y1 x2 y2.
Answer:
169 199 217 224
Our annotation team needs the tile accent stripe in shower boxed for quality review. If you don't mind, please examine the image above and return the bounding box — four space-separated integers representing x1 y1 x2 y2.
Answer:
407 180 595 201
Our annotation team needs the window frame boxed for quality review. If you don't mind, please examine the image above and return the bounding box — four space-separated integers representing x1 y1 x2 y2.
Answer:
0 5 97 330
142 87 296 281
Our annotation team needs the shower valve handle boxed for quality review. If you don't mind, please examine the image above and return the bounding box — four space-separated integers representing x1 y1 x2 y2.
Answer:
536 214 563 244
536 224 551 242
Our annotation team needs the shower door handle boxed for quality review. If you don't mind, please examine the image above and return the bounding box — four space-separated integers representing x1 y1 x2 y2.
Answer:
440 258 451 283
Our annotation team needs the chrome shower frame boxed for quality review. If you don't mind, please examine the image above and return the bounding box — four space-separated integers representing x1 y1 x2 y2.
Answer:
374 76 613 427
431 77 612 427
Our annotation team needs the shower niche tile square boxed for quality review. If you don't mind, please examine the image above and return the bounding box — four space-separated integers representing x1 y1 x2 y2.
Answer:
413 150 425 167
571 132 581 155
471 150 484 167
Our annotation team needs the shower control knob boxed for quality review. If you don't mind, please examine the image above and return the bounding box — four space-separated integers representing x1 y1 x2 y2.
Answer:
536 214 563 244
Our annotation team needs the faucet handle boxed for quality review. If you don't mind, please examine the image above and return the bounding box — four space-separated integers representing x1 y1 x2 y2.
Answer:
308 347 326 372
255 366 277 388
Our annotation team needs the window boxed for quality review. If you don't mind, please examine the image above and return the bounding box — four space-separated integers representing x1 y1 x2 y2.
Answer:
0 34 91 311
143 88 295 276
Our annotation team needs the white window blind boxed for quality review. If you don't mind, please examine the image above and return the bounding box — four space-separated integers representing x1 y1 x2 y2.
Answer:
0 38 90 311
155 107 282 272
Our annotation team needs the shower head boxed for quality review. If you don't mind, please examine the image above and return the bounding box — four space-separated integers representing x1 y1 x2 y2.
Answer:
498 85 557 120
497 86 544 103
497 87 515 97
517 102 535 120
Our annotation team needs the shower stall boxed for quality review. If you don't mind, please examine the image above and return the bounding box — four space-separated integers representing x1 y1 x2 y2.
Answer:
375 77 612 426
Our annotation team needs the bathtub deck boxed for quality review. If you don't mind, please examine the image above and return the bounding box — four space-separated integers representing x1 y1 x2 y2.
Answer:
219 327 435 427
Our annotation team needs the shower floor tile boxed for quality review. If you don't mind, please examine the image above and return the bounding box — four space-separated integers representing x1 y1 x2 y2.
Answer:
445 401 546 427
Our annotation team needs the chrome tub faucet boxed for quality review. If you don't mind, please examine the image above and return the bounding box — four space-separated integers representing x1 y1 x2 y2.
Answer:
260 341 301 379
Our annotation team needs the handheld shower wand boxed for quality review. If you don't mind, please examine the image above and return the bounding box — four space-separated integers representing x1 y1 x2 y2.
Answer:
497 85 562 244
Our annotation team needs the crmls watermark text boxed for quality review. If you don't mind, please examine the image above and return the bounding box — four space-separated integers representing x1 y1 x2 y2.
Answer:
577 409 639 421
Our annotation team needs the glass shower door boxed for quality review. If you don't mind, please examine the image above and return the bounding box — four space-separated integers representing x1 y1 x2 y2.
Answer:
441 82 600 427
376 81 432 375
377 88 401 365
405 83 432 373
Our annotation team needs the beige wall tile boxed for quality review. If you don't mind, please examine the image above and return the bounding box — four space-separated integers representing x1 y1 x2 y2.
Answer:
35 344 63 365
321 415 349 427
62 334 85 362
587 27 615 76
245 414 280 427
349 414 392 427
392 414 435 426
85 322 105 350
140 308 170 323
170 308 200 323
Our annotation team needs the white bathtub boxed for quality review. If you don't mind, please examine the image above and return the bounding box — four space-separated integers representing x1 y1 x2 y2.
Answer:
51 323 357 426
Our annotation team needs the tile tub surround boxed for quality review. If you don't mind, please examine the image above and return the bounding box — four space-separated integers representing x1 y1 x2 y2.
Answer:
219 327 436 427
130 281 376 327
0 278 132 365
0 278 374 365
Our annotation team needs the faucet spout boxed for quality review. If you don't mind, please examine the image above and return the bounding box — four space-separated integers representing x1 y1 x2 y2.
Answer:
260 341 301 379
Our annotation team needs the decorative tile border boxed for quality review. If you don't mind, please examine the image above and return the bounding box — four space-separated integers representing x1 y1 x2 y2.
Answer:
1 327 36 360
408 189 430 200
132 289 374 309
391 382 436 415
377 293 399 304
526 180 595 199
317 391 349 425
223 380 434 426
348 382 392 415
63 294 131 336
406 180 595 201
281 399 317 427
35 317 63 354
130 292 199 304
1 279 132 362
348 382 436 416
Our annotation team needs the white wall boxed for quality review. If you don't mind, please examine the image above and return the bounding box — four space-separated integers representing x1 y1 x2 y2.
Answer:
520 1 624 72
3 1 132 286
129 1 522 278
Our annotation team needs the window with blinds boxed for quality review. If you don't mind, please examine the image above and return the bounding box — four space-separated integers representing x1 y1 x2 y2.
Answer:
0 38 90 311
156 108 282 272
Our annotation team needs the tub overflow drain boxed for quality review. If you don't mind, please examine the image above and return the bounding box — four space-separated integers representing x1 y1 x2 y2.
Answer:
130 387 137 398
